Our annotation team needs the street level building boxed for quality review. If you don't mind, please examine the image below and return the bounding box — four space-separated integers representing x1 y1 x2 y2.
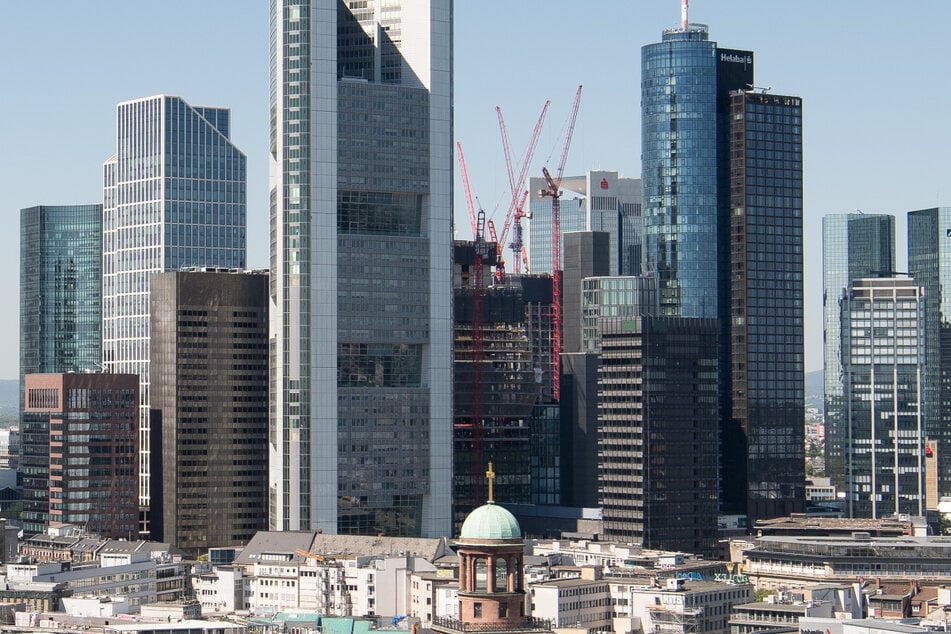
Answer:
150 270 268 551
822 213 896 500
268 0 452 536
740 534 951 589
21 373 138 538
102 95 247 535
20 204 103 412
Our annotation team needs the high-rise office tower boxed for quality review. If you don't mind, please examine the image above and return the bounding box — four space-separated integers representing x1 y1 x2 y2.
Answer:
581 275 659 354
840 277 926 518
598 316 719 557
102 95 247 534
150 270 268 552
20 204 103 409
727 91 805 522
528 171 641 276
643 11 819 521
641 22 751 320
822 214 895 496
269 1 452 535
22 373 138 537
563 231 611 354
907 208 951 502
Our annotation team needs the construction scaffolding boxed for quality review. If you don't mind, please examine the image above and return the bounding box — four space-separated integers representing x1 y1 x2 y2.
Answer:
647 606 702 634
452 242 556 529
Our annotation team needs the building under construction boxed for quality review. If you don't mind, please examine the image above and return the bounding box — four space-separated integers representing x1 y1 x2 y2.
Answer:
452 241 557 530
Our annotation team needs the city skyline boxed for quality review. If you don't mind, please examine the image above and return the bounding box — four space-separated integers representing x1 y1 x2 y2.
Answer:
2 1 951 380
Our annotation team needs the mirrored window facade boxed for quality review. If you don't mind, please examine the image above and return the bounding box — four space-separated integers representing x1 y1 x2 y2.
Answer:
102 95 247 533
822 213 895 497
907 207 951 501
729 91 805 522
20 204 103 409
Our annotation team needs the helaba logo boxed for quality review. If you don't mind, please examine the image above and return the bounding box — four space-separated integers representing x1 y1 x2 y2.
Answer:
600 178 609 190
720 53 752 65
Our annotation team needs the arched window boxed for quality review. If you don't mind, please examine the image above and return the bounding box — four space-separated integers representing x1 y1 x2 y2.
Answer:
494 557 508 592
474 558 487 592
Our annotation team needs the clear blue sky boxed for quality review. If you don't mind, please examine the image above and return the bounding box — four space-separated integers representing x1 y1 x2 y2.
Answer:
1 1 949 380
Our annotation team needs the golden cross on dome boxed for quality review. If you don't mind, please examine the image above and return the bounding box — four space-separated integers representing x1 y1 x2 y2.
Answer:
486 462 495 503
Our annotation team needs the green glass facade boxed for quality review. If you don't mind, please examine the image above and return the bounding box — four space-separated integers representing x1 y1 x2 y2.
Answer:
822 213 895 497
19 204 103 407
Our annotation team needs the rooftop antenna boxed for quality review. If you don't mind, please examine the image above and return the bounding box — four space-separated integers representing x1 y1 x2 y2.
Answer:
681 0 689 30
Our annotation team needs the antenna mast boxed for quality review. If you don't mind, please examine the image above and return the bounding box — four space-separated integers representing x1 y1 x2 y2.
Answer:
681 0 689 30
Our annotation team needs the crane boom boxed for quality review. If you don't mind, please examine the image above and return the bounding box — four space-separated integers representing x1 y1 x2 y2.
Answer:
456 141 478 239
496 101 550 278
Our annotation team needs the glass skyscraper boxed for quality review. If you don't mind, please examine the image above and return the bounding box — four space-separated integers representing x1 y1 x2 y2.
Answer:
907 207 951 501
102 95 247 534
840 277 926 518
822 213 895 496
269 0 452 536
20 204 103 407
641 26 752 320
728 91 805 522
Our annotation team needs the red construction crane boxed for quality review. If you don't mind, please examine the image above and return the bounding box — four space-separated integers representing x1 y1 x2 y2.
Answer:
539 85 583 401
455 141 478 239
496 101 550 278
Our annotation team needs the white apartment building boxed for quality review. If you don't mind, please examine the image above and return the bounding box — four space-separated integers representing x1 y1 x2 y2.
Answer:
193 564 245 615
624 578 753 634
530 578 611 633
247 553 436 618
409 571 457 626
3 555 185 611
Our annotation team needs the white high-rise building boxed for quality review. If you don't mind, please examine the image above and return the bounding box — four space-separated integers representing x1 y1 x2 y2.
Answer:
527 170 642 276
268 1 452 536
102 95 247 534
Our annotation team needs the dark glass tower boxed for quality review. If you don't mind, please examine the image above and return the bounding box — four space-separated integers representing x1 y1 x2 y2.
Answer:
598 316 719 557
150 270 269 552
908 207 951 501
20 204 103 409
822 213 895 496
729 91 805 522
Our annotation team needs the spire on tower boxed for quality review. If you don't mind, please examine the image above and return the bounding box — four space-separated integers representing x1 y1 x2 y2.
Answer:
681 0 689 30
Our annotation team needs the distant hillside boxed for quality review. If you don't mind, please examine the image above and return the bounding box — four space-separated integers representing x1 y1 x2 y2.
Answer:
0 380 17 427
805 370 823 412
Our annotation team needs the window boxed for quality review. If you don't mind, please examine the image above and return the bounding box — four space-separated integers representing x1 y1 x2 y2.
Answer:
499 603 508 618
474 559 487 592
473 602 482 618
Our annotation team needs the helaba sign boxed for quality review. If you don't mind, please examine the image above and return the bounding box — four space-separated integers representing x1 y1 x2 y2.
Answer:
720 52 753 65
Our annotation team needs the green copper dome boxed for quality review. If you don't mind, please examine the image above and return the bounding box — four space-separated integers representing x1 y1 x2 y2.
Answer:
460 501 522 540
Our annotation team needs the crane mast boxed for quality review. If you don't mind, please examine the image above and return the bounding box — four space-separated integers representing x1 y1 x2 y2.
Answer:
539 85 582 401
